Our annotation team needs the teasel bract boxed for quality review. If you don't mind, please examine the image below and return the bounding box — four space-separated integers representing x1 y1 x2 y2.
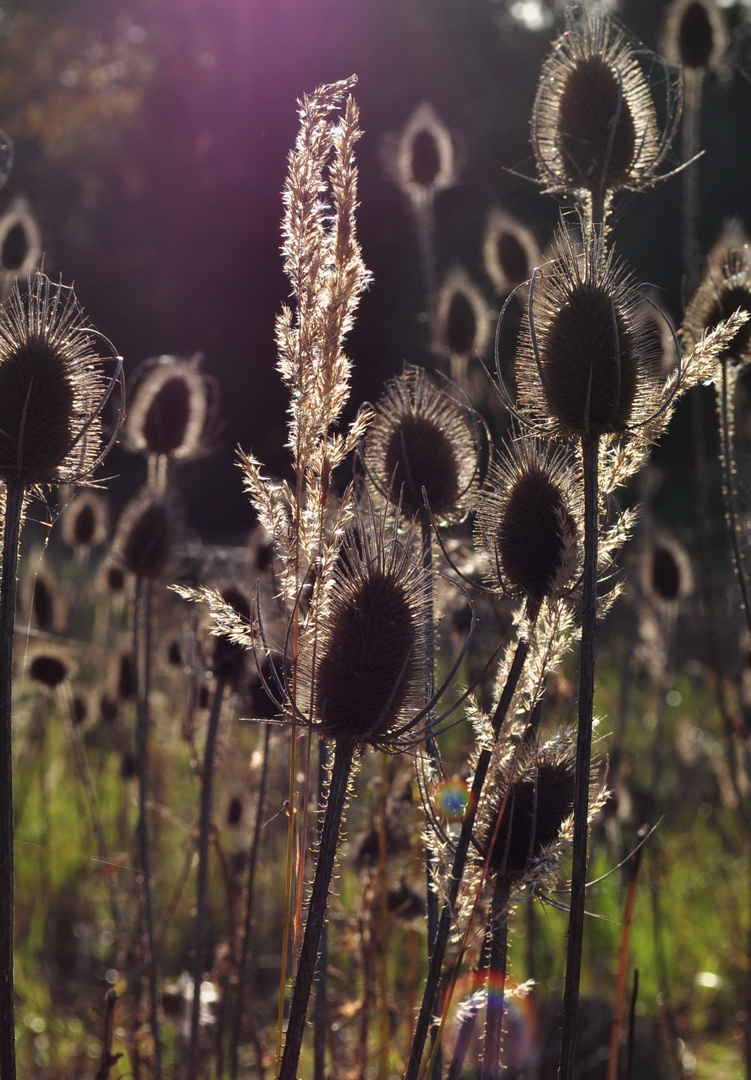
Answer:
531 9 680 231
0 271 122 1080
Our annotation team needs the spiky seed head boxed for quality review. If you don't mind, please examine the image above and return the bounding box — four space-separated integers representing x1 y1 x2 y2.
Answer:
301 516 428 748
27 569 56 631
0 199 41 294
211 585 251 688
364 366 480 524
0 272 118 486
664 0 728 72
126 354 210 460
683 244 751 367
476 739 576 891
516 227 662 438
483 209 541 295
532 11 675 204
394 102 456 199
111 491 174 580
641 534 692 606
475 438 581 605
28 652 68 689
435 269 492 360
62 491 107 549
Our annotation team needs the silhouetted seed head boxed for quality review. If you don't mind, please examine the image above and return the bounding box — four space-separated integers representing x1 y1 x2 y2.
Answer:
641 534 692 606
62 491 107 549
364 366 480 524
476 741 576 890
28 570 56 631
104 564 126 594
532 12 675 204
198 683 210 710
127 355 210 460
394 102 456 200
475 438 581 605
387 882 426 921
28 653 68 689
120 751 137 780
111 491 174 580
71 695 88 726
302 520 428 747
118 653 137 702
683 245 751 367
0 272 118 486
168 639 182 667
483 209 541 295
99 694 118 723
0 200 41 297
226 794 243 827
249 657 284 720
516 228 662 438
435 269 491 360
664 0 728 72
635 295 678 377
212 585 251 687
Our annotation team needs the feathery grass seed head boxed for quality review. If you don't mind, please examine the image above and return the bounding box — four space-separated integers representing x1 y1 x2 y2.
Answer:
683 244 751 367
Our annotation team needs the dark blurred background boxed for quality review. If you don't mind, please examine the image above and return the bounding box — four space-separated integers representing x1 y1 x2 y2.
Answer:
1 0 750 539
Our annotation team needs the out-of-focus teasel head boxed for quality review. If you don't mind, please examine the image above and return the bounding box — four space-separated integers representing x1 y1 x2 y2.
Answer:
209 585 251 690
514 225 664 440
434 268 492 385
392 101 457 206
483 208 541 297
110 489 175 581
0 198 41 301
26 649 69 691
641 533 693 610
683 243 751 368
475 436 581 614
531 9 680 225
0 272 122 489
362 365 481 526
61 490 108 552
663 0 728 73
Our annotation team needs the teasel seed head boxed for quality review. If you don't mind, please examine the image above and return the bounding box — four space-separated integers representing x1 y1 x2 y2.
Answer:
300 510 429 748
483 208 541 296
434 269 492 366
62 490 107 550
25 566 56 632
28 651 68 690
393 102 456 202
683 243 751 367
111 489 175 580
664 0 728 72
516 226 663 438
126 353 212 461
641 533 692 607
118 652 137 702
475 436 581 606
363 365 481 525
532 10 677 210
0 272 121 487
0 198 41 299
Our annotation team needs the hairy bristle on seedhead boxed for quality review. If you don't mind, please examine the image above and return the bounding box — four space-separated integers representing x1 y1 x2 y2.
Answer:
212 586 251 687
475 438 581 605
0 273 116 486
28 653 68 689
664 0 727 71
483 209 540 295
364 365 480 524
127 355 209 460
516 227 662 437
683 245 751 366
532 11 674 204
395 102 455 198
111 491 174 580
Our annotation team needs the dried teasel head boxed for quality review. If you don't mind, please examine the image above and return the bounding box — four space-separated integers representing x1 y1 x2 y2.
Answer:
392 101 456 203
126 354 212 461
663 0 728 73
515 226 663 439
683 243 751 367
0 198 41 299
434 269 492 363
362 365 481 525
298 510 430 749
641 533 693 608
531 10 679 213
483 208 541 296
474 436 581 608
61 490 107 550
110 489 175 580
0 272 121 487
27 650 69 690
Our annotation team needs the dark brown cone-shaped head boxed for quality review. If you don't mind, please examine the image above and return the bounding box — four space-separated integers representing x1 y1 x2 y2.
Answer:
111 491 174 580
641 534 692 607
664 0 728 72
532 11 675 204
683 245 751 367
0 200 41 280
301 515 428 748
476 740 576 891
483 209 541 295
475 438 581 605
62 491 107 550
28 653 68 689
212 586 251 688
126 355 210 460
27 570 56 632
363 366 480 524
435 270 491 361
516 227 662 438
394 102 456 199
0 273 116 486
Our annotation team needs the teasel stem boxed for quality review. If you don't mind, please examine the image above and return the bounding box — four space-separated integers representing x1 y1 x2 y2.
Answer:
278 735 356 1080
229 723 271 1080
0 476 23 1080
414 199 438 346
717 363 751 636
134 576 163 1080
405 628 534 1080
377 752 390 1080
482 879 511 1080
313 740 329 1080
447 934 491 1080
559 429 599 1080
606 835 644 1080
188 675 228 1080
682 69 704 298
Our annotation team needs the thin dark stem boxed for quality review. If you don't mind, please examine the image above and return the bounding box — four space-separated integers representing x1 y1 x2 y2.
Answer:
278 736 355 1080
482 879 510 1080
229 723 272 1080
447 934 491 1080
681 70 703 299
558 431 599 1080
313 740 329 1080
717 363 751 637
188 675 227 1080
0 477 24 1080
405 633 531 1080
134 577 163 1080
